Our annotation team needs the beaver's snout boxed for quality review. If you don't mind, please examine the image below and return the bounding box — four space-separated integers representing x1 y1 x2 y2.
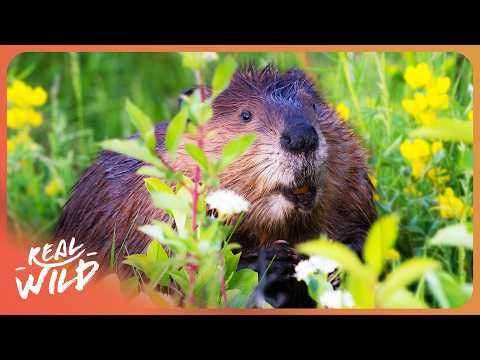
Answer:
280 119 319 154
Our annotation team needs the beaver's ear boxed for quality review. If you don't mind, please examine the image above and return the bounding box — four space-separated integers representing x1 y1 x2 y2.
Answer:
177 86 212 108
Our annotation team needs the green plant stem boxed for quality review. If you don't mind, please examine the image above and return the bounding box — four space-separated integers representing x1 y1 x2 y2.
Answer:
373 52 392 136
339 52 367 135
458 247 466 284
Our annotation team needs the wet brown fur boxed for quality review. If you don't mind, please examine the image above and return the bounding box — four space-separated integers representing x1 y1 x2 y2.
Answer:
54 64 377 277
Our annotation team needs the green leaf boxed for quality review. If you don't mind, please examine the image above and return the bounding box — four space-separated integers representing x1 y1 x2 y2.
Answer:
304 275 334 306
150 191 190 215
169 269 189 294
146 239 169 263
165 106 188 159
137 165 168 179
410 119 473 143
223 245 241 283
378 258 440 301
101 139 164 169
189 102 212 125
144 178 174 195
428 223 473 250
123 254 149 271
227 269 258 296
184 143 210 171
379 288 428 309
218 133 257 170
126 98 156 151
363 213 400 276
425 270 471 308
212 56 238 97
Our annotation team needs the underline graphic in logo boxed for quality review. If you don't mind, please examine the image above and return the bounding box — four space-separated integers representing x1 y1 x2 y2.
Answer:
15 237 100 300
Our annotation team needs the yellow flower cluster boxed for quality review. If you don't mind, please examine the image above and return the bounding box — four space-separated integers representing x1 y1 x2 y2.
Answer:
336 102 350 121
402 63 450 125
468 110 473 121
7 80 47 129
45 178 64 196
400 139 443 178
436 187 465 220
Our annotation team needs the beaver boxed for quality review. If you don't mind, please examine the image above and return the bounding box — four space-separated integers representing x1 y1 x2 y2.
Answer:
53 64 377 308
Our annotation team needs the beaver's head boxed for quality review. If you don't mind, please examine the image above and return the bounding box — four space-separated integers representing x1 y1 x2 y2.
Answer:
192 64 341 238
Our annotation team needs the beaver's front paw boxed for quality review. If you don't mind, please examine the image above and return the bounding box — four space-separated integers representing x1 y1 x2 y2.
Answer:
238 241 316 308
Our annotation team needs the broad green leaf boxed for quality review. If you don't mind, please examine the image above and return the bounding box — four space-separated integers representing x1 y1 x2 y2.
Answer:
165 106 188 159
150 191 190 215
425 270 471 308
219 133 257 170
137 165 167 179
123 254 149 271
101 139 165 169
297 238 374 284
227 269 258 296
126 98 156 151
363 213 400 276
212 56 238 97
379 288 428 309
146 239 169 263
428 223 473 250
144 177 174 195
169 269 189 294
347 276 375 308
378 258 440 301
184 143 210 171
410 119 473 143
223 245 241 283
189 102 213 125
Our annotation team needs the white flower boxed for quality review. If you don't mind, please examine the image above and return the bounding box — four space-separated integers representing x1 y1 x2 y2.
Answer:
294 256 339 281
319 290 355 309
295 259 317 281
201 52 218 62
309 256 338 274
206 189 250 216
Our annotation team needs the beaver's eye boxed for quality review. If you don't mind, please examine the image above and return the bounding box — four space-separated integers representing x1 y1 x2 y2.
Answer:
240 110 252 122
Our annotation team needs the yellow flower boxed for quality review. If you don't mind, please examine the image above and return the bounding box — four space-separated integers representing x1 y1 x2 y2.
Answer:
7 80 48 108
426 89 449 110
402 92 428 116
7 139 15 153
404 63 432 89
417 110 437 125
45 178 64 196
431 141 443 155
468 110 473 121
436 187 465 219
7 107 43 129
336 102 350 121
400 139 432 178
428 76 451 94
385 248 400 261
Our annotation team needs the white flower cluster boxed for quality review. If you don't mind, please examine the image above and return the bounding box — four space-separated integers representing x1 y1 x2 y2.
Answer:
294 256 338 281
319 290 354 309
294 255 354 309
206 189 250 216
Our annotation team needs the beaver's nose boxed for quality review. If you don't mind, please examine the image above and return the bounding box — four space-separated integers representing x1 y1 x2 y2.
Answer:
280 122 319 154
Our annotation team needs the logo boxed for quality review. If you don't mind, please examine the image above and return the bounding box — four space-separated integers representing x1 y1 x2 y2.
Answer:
15 238 99 300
